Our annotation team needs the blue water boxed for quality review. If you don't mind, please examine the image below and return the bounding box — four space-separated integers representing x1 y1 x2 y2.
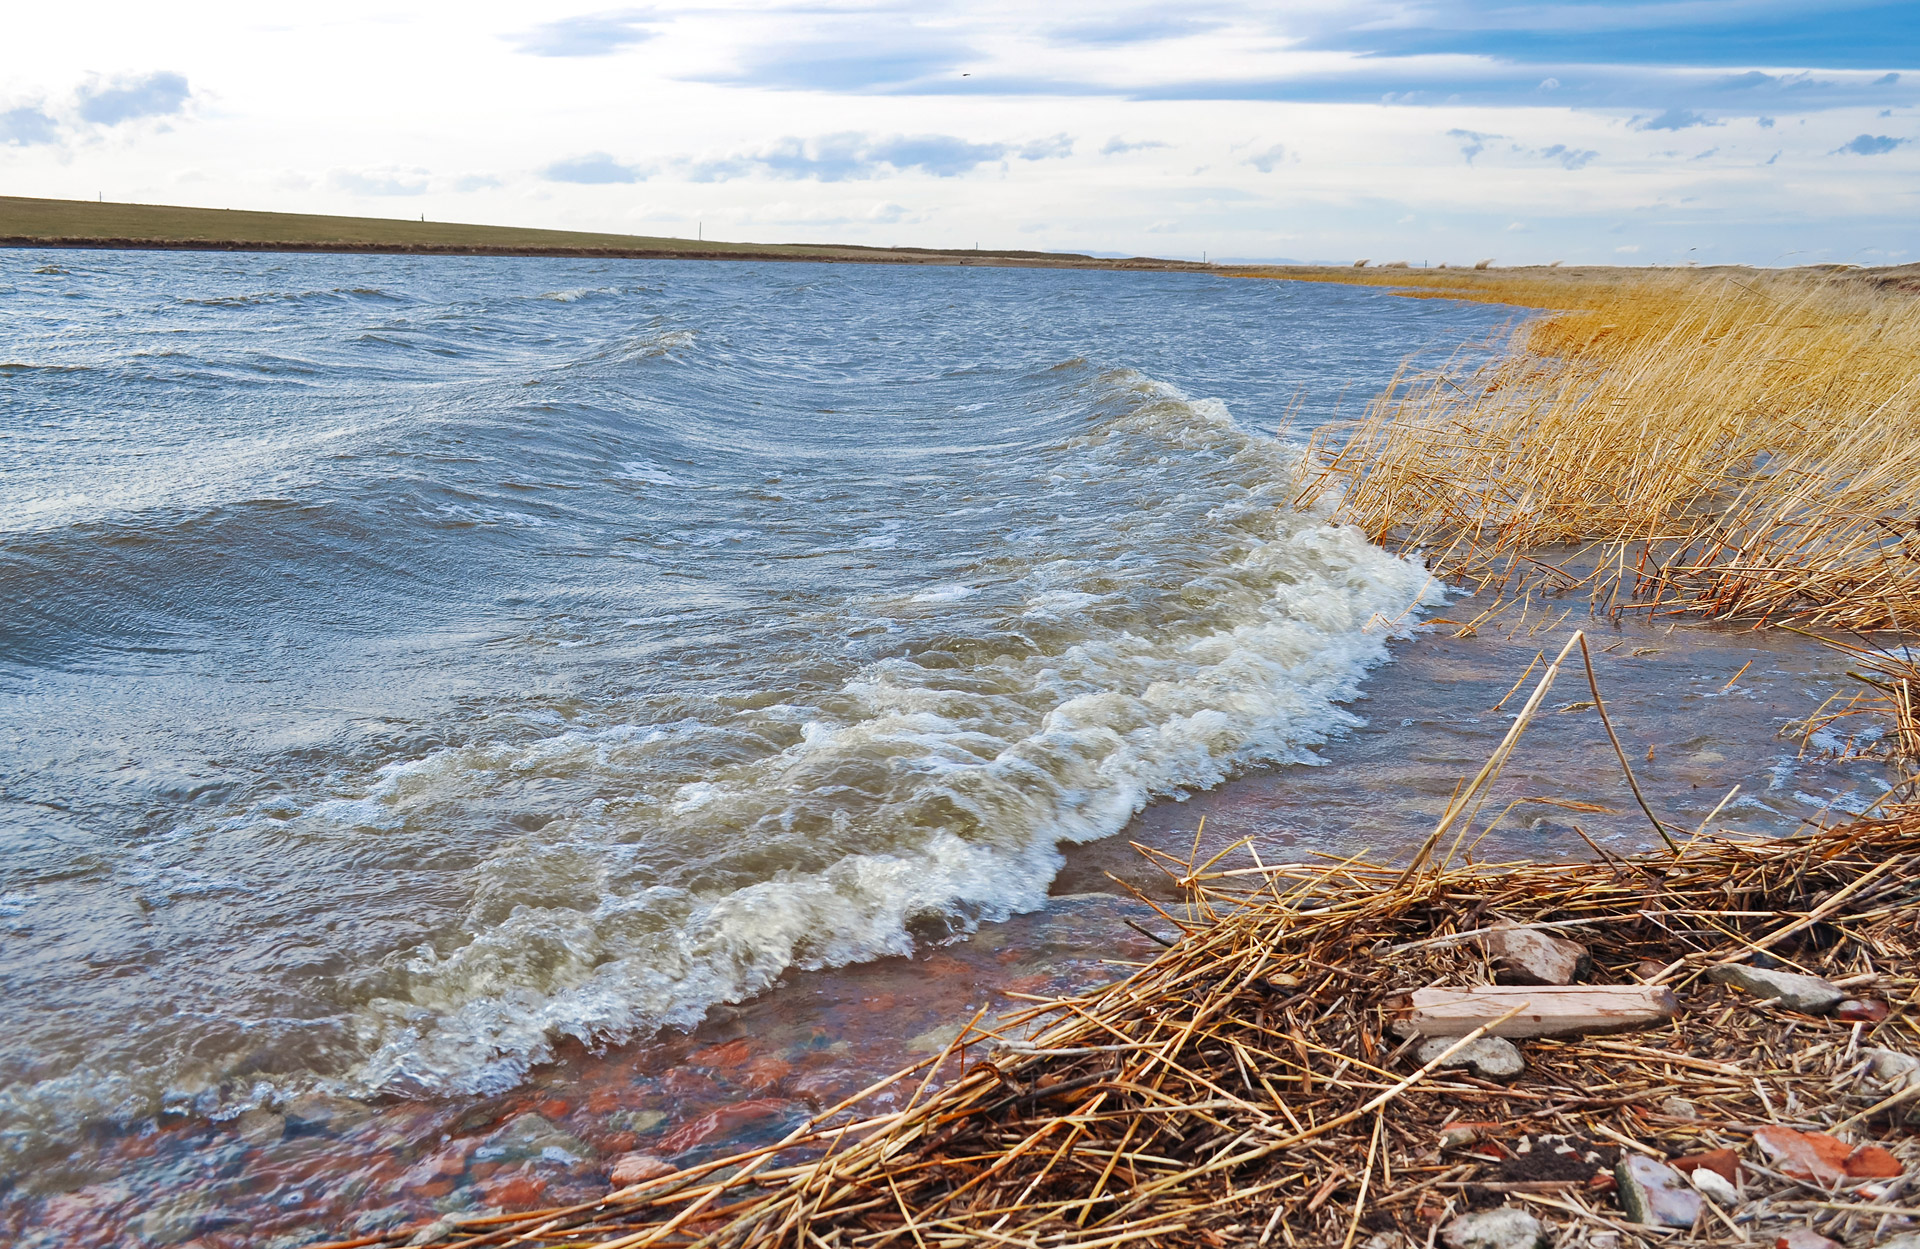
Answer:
0 251 1515 1170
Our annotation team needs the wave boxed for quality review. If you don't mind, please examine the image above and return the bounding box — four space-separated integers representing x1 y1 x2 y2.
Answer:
305 370 1442 1096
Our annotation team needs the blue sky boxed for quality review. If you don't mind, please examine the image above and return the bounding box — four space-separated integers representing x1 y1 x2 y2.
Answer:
2 1 1915 263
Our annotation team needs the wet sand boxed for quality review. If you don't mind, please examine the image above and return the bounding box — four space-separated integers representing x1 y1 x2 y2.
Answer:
8 600 1897 1248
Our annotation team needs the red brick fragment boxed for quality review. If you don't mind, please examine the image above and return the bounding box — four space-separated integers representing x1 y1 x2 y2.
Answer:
1845 1143 1904 1178
1670 1147 1742 1184
1753 1126 1857 1185
1776 1230 1840 1249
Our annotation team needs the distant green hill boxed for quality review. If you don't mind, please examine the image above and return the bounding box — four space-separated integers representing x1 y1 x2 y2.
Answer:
0 196 1199 271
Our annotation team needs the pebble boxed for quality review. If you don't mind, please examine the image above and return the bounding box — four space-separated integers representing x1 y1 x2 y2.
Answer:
1661 1096 1698 1119
1417 1036 1525 1079
609 1152 677 1186
1615 1153 1702 1228
1440 1206 1550 1249
1483 924 1590 986
1707 964 1844 1014
1688 1165 1738 1206
1837 998 1890 1022
1867 1048 1920 1089
408 1217 457 1246
474 1113 591 1167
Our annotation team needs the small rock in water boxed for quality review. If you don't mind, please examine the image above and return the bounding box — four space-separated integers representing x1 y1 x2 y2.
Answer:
1483 923 1591 986
232 1107 286 1146
408 1218 457 1246
282 1093 375 1136
1774 1230 1841 1249
1417 1036 1525 1079
1688 1165 1738 1206
1661 1095 1698 1119
475 1113 590 1166
1707 964 1844 1014
609 1153 677 1186
1440 1206 1549 1249
1615 1153 1702 1228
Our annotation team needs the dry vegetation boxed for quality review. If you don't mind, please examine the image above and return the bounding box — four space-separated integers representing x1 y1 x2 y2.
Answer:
1260 265 1920 635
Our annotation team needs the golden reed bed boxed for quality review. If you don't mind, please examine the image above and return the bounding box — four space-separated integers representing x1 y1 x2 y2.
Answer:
1263 264 1920 635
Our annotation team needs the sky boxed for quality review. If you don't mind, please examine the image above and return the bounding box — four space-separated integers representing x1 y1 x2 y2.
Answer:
1 1 1916 264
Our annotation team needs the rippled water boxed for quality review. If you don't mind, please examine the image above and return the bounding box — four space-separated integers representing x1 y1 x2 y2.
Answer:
0 251 1519 1180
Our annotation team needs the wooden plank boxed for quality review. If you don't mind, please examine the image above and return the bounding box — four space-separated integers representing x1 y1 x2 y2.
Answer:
1397 985 1679 1039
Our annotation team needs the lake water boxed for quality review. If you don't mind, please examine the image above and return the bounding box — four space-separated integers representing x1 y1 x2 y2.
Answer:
0 252 1891 1246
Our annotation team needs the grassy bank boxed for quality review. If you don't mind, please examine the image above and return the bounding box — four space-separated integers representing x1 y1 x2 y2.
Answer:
1253 264 1920 633
0 195 1202 270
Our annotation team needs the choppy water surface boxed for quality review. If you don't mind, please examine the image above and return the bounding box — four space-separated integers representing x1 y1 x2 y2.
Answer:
1 252 1519 1189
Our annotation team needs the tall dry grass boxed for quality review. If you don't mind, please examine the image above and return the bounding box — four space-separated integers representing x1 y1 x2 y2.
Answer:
1265 266 1920 632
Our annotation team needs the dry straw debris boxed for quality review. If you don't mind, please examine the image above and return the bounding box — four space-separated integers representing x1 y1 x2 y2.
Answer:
320 633 1920 1249
1267 266 1920 634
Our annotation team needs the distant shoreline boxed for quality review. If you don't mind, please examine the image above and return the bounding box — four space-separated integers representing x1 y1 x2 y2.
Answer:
0 195 1206 271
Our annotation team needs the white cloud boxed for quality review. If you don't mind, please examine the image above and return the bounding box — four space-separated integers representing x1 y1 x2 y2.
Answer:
0 2 1914 264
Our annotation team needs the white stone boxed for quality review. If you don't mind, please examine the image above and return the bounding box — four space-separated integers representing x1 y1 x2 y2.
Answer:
1418 1036 1525 1079
1689 1166 1738 1206
1707 964 1843 1014
1441 1206 1549 1249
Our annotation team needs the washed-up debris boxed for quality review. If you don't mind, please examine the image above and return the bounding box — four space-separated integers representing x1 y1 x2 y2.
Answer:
1707 963 1846 1014
1397 983 1679 1038
1484 922 1591 986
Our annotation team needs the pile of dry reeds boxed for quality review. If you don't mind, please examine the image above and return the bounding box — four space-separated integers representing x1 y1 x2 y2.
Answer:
321 634 1920 1249
1271 266 1920 633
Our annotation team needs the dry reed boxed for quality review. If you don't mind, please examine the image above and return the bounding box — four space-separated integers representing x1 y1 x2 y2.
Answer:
1262 266 1920 633
319 633 1920 1249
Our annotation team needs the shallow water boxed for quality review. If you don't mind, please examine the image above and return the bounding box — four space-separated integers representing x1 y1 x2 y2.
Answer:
3 252 1896 1246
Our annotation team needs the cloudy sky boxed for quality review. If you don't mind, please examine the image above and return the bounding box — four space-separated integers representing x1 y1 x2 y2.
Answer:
2 1 1915 264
